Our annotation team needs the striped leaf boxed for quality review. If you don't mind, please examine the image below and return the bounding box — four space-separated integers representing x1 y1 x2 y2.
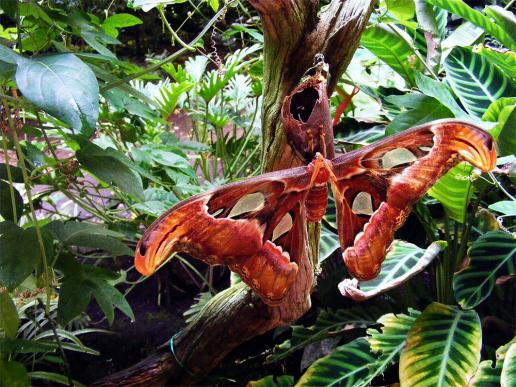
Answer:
428 163 474 223
334 125 385 146
427 0 516 50
474 45 516 80
444 46 516 117
415 72 469 119
489 103 516 157
319 225 340 263
269 307 381 363
453 231 516 309
399 302 482 387
296 338 376 387
361 23 423 86
470 339 515 387
501 343 516 387
340 241 444 301
248 375 294 387
482 97 516 122
360 309 421 386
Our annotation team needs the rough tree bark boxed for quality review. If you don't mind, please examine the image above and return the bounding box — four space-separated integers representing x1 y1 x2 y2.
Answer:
92 1 373 385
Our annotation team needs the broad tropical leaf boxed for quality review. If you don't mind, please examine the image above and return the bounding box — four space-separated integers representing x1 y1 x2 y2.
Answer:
15 54 99 134
339 241 444 301
427 0 516 50
319 225 340 263
444 46 516 117
268 307 381 363
474 45 516 79
428 163 474 223
296 338 376 387
453 231 516 309
501 343 516 387
470 339 515 387
248 375 294 387
415 72 468 119
361 309 420 387
361 23 423 86
482 97 516 122
489 201 516 216
399 302 482 387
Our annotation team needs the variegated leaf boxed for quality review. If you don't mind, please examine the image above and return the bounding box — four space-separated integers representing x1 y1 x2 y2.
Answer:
453 231 516 309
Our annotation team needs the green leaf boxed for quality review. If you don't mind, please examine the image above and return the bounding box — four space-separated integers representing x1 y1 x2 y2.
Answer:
363 309 420 386
470 340 514 387
399 302 482 387
484 6 516 44
319 225 340 263
427 0 515 50
340 241 444 300
90 279 134 324
415 72 468 118
102 13 142 38
15 54 99 134
76 143 144 200
248 375 293 387
482 97 516 122
0 44 27 65
0 164 23 183
361 23 422 86
0 180 23 222
501 343 516 387
65 233 133 257
0 224 41 290
474 45 516 79
489 104 516 157
209 0 220 12
297 338 376 387
0 361 30 387
453 231 515 309
428 163 474 223
57 275 93 325
489 201 516 216
269 307 381 363
386 96 453 134
386 0 415 20
132 0 188 12
0 291 19 338
444 46 516 117
29 371 86 387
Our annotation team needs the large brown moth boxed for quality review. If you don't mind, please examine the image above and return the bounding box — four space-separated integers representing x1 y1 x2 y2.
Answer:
134 58 496 306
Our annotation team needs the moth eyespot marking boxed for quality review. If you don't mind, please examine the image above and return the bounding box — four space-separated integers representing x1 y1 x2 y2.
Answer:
354 231 364 244
352 192 374 216
381 148 418 169
419 146 432 153
210 208 224 217
272 213 293 242
228 192 266 218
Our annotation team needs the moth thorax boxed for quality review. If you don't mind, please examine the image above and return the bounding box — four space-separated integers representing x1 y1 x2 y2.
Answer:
306 184 328 222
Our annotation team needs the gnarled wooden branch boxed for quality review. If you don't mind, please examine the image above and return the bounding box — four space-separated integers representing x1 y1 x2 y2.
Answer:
92 1 373 385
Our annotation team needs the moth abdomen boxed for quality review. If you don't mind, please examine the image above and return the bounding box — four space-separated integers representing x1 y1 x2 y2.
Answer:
306 184 328 222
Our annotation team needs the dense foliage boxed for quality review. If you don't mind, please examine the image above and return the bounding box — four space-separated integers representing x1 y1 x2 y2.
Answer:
0 0 514 386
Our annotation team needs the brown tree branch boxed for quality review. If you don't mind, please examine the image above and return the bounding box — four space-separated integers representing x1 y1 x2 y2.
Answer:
92 1 373 385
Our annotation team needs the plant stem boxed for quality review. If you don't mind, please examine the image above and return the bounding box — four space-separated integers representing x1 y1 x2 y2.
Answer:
2 99 52 312
0 133 19 223
158 6 195 51
101 2 235 93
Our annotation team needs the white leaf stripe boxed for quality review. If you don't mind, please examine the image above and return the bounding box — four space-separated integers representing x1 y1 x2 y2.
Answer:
454 231 516 309
444 47 516 117
400 302 481 387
